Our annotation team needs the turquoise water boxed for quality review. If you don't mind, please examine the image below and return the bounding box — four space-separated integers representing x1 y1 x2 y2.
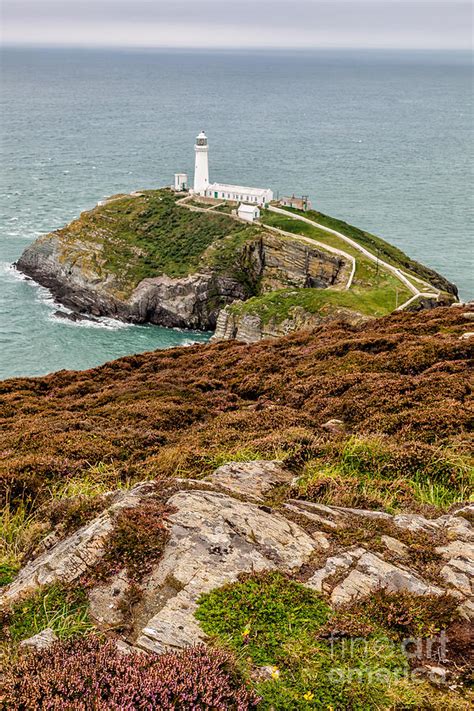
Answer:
1 48 472 379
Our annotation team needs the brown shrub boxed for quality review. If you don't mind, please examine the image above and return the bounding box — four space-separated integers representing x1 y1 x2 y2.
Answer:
321 589 460 640
97 499 173 582
2 636 259 710
1 307 472 510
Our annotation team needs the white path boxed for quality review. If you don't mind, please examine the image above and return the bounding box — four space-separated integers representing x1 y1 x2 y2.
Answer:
267 205 441 310
178 197 357 290
177 197 441 311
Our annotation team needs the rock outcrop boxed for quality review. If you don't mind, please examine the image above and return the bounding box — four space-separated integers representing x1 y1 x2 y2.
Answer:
2 461 473 656
0 482 157 605
212 303 371 343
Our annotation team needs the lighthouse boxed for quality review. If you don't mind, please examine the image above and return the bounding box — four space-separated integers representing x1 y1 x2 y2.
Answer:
194 130 209 195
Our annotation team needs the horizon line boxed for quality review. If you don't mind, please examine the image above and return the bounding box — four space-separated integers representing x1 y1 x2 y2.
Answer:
2 43 472 53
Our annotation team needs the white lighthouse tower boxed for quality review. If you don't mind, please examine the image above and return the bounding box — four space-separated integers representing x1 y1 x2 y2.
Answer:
194 130 209 195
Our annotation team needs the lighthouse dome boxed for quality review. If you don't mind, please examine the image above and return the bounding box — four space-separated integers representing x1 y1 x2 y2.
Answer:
196 130 208 146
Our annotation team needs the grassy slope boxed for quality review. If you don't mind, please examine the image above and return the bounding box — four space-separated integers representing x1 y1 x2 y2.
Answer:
231 208 417 323
275 205 458 295
57 189 257 296
50 190 451 319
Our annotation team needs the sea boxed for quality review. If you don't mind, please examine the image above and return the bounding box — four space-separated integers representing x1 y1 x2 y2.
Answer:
1 48 473 380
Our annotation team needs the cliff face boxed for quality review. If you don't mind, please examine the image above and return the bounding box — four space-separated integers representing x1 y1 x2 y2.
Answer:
15 189 458 340
16 232 248 329
213 304 371 343
16 198 349 330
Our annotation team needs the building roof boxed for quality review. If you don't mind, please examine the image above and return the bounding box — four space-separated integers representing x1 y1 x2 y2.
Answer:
238 203 260 213
208 183 272 197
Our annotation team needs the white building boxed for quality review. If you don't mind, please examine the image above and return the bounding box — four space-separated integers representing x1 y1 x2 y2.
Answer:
194 131 210 194
205 183 273 206
173 173 188 191
238 203 260 222
190 131 273 205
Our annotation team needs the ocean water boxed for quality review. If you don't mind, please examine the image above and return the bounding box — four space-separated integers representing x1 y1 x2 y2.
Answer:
1 48 472 380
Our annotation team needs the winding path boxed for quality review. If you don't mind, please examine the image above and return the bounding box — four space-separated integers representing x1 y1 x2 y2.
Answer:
266 205 441 310
178 196 441 311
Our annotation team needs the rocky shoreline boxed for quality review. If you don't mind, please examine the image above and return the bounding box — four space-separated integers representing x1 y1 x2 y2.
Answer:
16 223 349 334
15 189 459 342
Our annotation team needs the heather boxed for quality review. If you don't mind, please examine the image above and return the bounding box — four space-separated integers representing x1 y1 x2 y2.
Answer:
320 589 461 640
98 498 172 581
2 637 260 710
1 306 472 518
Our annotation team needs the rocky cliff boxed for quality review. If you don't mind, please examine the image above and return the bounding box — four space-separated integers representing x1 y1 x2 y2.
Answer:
17 189 460 343
16 190 349 331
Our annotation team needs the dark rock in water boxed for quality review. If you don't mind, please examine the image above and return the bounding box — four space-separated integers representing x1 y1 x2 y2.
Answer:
54 310 99 323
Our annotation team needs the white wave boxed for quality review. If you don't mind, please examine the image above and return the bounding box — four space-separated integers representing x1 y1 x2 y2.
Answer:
0 262 29 281
49 311 132 330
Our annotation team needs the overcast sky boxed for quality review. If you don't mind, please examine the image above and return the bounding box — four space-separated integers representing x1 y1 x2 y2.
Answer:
1 0 472 50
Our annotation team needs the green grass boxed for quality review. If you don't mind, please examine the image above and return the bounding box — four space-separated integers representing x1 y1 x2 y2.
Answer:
227 285 405 326
58 190 257 297
295 436 473 513
261 209 413 310
273 205 456 294
4 584 93 643
195 572 430 710
196 572 331 666
0 502 44 587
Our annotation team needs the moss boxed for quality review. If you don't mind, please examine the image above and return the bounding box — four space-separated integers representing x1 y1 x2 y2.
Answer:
0 562 20 587
196 571 330 665
195 572 438 710
44 493 110 536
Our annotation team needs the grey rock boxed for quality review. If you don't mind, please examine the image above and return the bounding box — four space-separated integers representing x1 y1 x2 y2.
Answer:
206 460 294 502
329 551 443 605
0 482 157 606
306 547 366 594
321 419 346 434
381 535 409 557
88 570 131 629
440 558 474 597
283 502 339 531
20 628 58 651
136 490 316 654
435 540 474 561
392 513 440 534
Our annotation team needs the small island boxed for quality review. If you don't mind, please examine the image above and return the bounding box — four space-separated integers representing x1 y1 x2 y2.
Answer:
16 132 458 342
